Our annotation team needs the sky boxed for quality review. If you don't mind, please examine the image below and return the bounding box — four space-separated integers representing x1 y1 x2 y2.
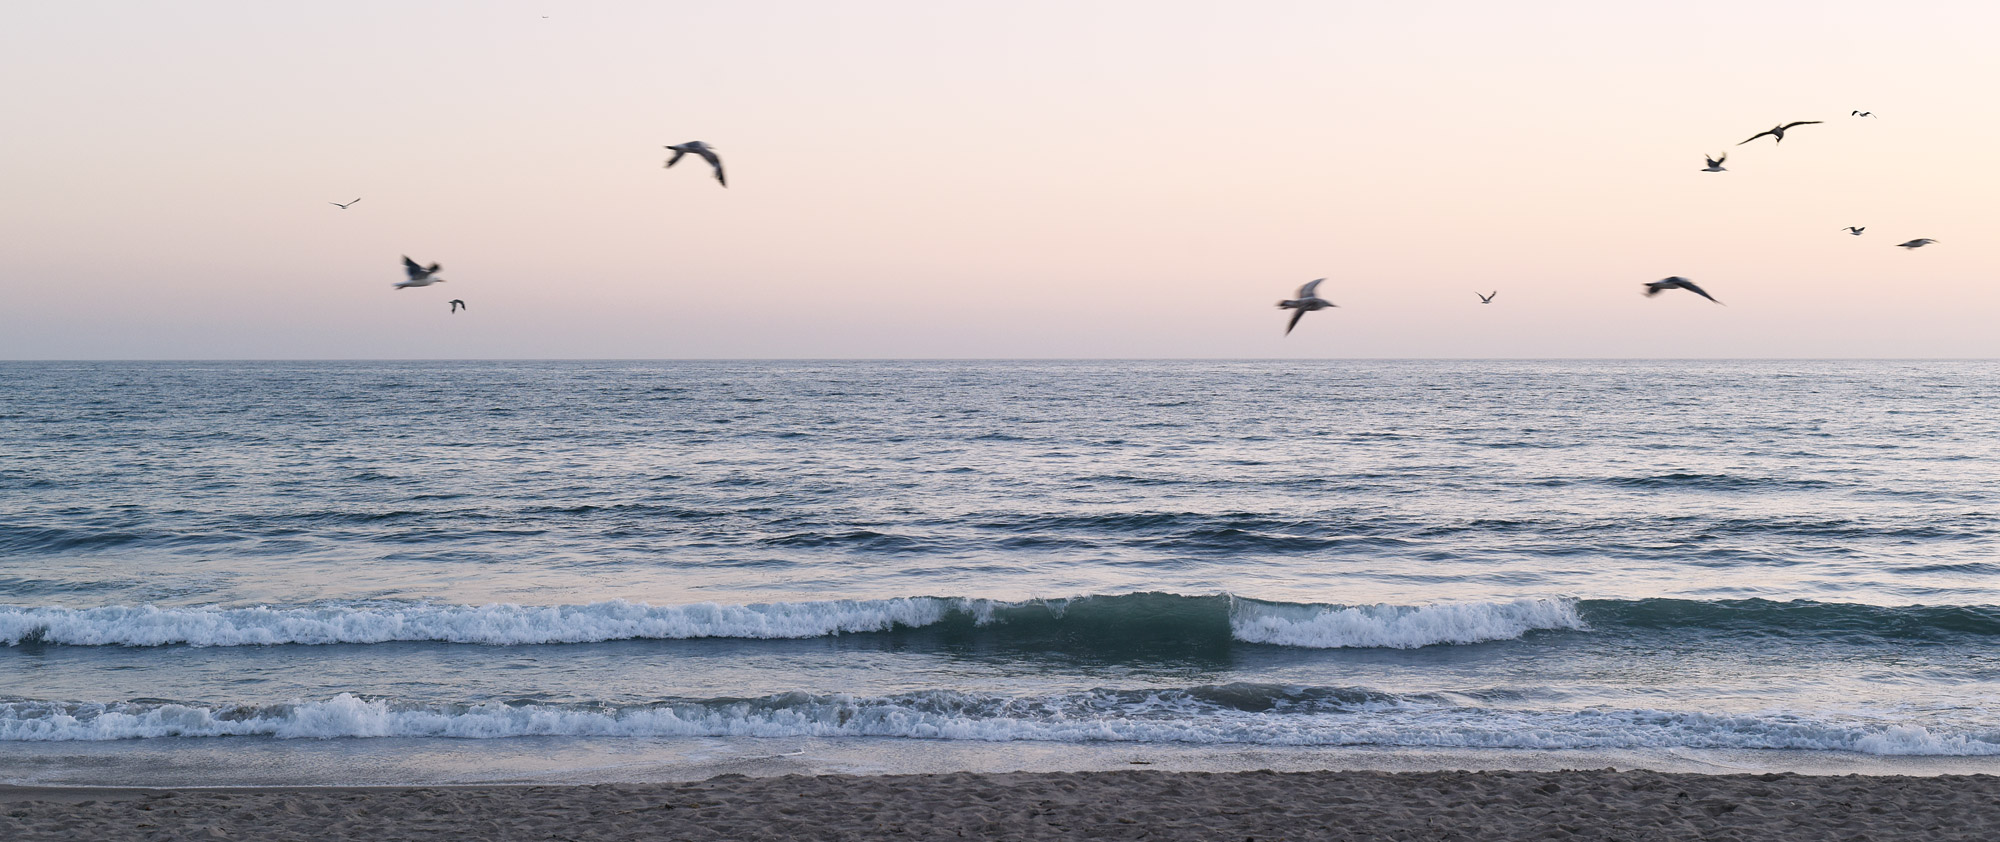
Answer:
2 0 1996 358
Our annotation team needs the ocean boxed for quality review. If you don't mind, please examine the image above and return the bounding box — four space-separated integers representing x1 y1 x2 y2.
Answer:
3 360 1998 784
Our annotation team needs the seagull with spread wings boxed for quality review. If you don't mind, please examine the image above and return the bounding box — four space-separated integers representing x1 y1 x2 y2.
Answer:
1277 279 1336 335
1852 110 1876 118
330 198 360 209
1477 291 1497 304
1701 153 1727 172
395 256 446 289
1643 277 1721 304
1896 238 1938 249
664 141 726 186
1843 226 1866 236
449 299 466 313
1738 121 1823 145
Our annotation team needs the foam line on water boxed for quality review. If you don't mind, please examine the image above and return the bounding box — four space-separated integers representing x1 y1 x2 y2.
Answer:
2 691 1995 756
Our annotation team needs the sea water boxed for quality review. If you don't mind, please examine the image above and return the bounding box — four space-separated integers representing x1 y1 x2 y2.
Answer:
2 360 1997 783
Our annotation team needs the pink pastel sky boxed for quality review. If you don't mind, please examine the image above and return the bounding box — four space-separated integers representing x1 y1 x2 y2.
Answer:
3 0 1996 358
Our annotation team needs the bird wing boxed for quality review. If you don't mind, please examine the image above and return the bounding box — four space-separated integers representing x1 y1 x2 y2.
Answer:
1285 308 1307 335
1737 129 1777 145
402 256 425 279
1297 278 1324 298
697 147 725 186
347 198 360 206
664 149 686 168
1779 121 1823 130
1679 280 1720 303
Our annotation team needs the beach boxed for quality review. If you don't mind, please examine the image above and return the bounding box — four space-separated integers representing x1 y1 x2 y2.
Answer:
5 768 1998 841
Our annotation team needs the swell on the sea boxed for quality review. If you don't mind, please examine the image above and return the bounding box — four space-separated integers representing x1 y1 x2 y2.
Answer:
6 593 1998 650
0 593 1585 649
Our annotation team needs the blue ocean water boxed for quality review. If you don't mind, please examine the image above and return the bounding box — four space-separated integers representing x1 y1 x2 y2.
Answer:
2 360 1999 779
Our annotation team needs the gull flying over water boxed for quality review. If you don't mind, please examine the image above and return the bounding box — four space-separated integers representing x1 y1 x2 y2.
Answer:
664 141 725 187
1896 238 1938 249
1843 226 1866 236
1737 121 1823 145
329 198 360 209
449 299 466 313
396 256 445 289
1477 291 1497 304
1277 278 1336 335
1643 276 1721 304
1701 153 1726 172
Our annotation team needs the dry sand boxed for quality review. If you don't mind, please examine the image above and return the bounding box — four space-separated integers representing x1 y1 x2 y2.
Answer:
3 768 1997 841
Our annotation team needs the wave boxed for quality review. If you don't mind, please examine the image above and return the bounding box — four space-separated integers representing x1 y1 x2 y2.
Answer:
10 594 1994 651
0 593 1582 650
3 688 1994 755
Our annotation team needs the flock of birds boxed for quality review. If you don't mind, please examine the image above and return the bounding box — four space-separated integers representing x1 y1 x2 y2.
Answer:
330 141 727 315
1276 110 1940 335
331 119 1933 335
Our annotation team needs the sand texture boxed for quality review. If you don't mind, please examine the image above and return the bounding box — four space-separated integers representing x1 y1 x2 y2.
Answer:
4 768 1998 841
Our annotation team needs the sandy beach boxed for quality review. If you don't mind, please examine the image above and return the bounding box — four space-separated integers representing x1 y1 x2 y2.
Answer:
4 768 1997 841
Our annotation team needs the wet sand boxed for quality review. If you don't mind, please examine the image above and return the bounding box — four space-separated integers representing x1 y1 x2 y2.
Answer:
4 768 1998 841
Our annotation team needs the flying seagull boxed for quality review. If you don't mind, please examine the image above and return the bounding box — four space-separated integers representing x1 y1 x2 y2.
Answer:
1843 226 1866 236
449 299 466 313
664 141 725 186
1737 121 1823 145
330 198 360 209
1852 110 1875 118
1477 291 1497 304
1277 278 1336 335
1701 153 1727 172
1895 238 1938 249
1643 276 1721 304
396 256 445 289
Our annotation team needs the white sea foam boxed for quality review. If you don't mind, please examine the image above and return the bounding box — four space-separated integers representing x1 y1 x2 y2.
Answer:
0 599 960 647
0 595 1582 649
1228 597 1587 648
2 693 1995 755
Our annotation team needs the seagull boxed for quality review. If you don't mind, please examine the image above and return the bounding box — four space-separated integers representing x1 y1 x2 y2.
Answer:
1477 291 1497 304
329 198 360 209
1277 278 1336 335
1843 226 1866 236
1643 276 1721 304
395 256 445 289
1737 121 1823 145
664 141 725 186
449 299 466 313
1895 238 1938 249
1701 153 1727 172
1852 110 1875 118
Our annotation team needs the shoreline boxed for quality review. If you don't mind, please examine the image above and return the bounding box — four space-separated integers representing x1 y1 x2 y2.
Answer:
5 769 1999 841
6 738 1999 789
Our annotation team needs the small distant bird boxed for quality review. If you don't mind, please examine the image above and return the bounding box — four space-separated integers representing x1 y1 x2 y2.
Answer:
1477 291 1497 304
1701 153 1727 172
396 256 446 289
1896 238 1938 249
1737 121 1823 145
1277 278 1336 335
664 141 725 186
330 198 360 209
1852 110 1875 118
1843 226 1865 236
449 299 466 313
1643 276 1721 304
